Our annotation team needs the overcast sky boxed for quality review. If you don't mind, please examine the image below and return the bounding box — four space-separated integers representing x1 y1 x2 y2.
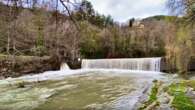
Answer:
88 0 169 22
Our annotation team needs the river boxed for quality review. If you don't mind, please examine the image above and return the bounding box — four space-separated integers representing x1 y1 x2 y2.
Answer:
0 69 167 110
0 58 170 110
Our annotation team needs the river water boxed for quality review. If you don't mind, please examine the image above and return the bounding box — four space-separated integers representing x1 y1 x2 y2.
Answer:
0 57 168 110
0 69 166 110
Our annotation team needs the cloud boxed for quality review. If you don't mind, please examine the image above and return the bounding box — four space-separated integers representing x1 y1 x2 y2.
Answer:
88 0 168 22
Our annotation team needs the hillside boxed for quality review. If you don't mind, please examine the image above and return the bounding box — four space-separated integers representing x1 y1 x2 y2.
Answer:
142 15 177 21
0 0 194 76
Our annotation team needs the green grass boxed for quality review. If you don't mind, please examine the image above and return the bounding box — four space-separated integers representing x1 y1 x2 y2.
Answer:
168 82 195 110
149 81 158 102
139 80 159 109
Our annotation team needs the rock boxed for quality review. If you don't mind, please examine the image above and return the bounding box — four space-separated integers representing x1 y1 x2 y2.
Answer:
158 93 170 104
173 74 179 78
0 76 4 80
1 68 7 72
186 88 195 99
158 104 172 110
188 87 194 91
159 96 169 104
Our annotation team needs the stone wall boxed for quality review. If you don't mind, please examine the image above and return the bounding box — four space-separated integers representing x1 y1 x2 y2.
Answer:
160 58 167 72
0 55 60 78
160 57 195 72
189 58 195 71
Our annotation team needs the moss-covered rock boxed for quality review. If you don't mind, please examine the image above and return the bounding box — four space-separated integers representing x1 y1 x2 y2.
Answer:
139 80 161 110
167 81 195 110
139 80 195 110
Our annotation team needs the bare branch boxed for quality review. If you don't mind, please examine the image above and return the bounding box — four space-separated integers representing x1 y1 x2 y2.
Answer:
59 0 80 30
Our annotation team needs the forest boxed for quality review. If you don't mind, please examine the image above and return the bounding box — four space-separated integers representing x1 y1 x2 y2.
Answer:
0 0 194 75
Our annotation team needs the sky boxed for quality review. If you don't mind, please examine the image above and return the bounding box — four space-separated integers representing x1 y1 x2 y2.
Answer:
88 0 169 22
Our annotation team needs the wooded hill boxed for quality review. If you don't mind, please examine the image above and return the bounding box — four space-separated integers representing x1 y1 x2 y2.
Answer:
0 0 194 75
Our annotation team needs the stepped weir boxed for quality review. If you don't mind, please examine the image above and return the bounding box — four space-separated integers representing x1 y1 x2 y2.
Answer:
82 58 161 72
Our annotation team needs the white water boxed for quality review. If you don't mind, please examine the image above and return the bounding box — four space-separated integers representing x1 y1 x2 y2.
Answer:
60 63 70 70
82 58 161 72
0 69 163 84
0 58 162 85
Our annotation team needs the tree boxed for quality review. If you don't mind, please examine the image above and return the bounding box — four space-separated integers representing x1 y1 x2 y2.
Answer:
73 0 114 28
129 18 135 27
74 0 95 21
167 0 195 75
167 0 195 24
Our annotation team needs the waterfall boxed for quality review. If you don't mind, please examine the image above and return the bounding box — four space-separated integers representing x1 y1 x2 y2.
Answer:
60 63 70 70
82 58 161 72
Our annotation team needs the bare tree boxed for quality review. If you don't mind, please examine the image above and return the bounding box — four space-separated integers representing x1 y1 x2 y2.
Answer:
167 0 195 24
59 0 80 30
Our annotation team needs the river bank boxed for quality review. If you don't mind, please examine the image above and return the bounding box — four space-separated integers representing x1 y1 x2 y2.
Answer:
139 76 195 110
0 55 60 79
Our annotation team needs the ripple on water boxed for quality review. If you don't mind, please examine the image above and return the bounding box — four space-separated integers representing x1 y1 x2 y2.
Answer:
0 70 165 110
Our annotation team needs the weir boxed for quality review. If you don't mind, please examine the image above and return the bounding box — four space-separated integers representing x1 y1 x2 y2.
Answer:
82 58 161 72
